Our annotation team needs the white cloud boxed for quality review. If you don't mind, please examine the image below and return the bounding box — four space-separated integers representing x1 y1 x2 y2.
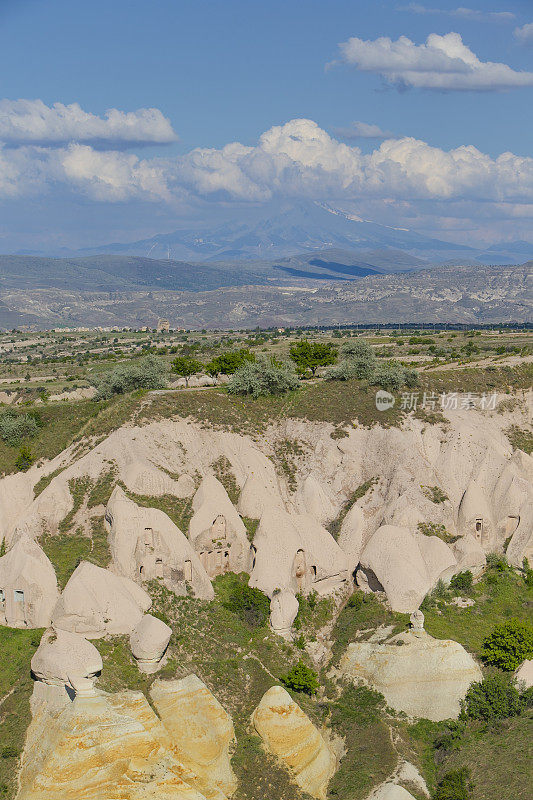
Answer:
333 121 394 139
400 4 515 23
514 23 533 45
335 32 533 90
1 118 533 245
0 99 177 147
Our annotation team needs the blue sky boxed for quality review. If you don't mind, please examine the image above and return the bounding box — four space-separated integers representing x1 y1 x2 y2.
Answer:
0 0 532 251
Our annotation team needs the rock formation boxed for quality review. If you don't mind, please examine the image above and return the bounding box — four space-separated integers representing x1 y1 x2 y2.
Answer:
130 614 172 673
189 476 251 578
357 525 456 612
31 627 102 694
339 629 482 721
150 675 237 800
0 535 59 628
269 589 299 640
515 658 533 689
249 505 349 598
252 685 336 799
366 785 417 800
51 561 151 638
105 486 214 599
18 686 208 800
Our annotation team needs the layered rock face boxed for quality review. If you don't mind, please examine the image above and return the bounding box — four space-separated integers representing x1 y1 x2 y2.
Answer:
340 630 482 721
252 685 337 800
150 675 237 800
18 687 208 800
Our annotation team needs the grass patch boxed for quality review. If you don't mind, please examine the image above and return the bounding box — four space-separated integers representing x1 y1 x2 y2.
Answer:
57 476 92 532
505 425 533 455
328 479 377 540
40 518 111 588
121 486 195 534
0 627 43 800
327 684 396 800
242 517 259 543
211 455 240 504
330 593 409 666
87 464 118 508
417 521 457 544
272 438 306 493
423 569 533 659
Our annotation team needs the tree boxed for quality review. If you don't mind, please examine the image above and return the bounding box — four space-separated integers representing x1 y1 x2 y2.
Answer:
481 619 533 671
281 660 319 695
227 358 300 398
461 673 523 720
222 577 270 627
172 356 203 387
205 349 255 376
340 339 377 379
289 340 337 377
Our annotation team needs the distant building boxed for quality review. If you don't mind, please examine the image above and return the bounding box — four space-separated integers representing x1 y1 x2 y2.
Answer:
157 319 170 332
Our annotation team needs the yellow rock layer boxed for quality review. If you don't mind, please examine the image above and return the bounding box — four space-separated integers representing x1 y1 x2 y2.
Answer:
150 675 237 800
252 685 336 800
17 688 207 800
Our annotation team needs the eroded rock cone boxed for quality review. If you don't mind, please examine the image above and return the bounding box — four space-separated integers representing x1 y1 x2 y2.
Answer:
130 613 172 674
252 685 336 800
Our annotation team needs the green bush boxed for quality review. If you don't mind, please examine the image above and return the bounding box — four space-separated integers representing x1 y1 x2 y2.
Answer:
346 591 364 610
206 348 255 376
481 619 533 671
95 355 168 399
433 767 473 800
449 570 473 593
171 356 203 385
0 410 40 446
0 746 18 759
485 552 508 572
227 357 300 398
221 579 270 627
15 445 34 472
461 673 523 720
280 660 319 696
522 557 533 589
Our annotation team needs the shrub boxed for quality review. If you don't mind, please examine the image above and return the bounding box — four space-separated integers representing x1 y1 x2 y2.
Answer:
485 552 508 572
371 363 409 393
0 410 40 446
227 358 300 398
433 767 473 800
280 660 319 696
340 339 377 378
449 570 473 593
0 746 18 759
15 445 34 472
481 619 533 671
522 557 533 589
324 360 361 381
461 673 523 720
95 355 168 399
222 580 270 627
346 591 364 610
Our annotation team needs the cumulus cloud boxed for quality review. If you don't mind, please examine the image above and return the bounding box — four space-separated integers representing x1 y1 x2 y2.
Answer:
335 32 533 90
0 99 177 147
400 4 515 23
514 23 533 46
333 121 394 139
1 118 533 243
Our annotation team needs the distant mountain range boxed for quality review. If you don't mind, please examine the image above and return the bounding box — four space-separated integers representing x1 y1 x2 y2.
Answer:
72 201 530 266
0 262 529 329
